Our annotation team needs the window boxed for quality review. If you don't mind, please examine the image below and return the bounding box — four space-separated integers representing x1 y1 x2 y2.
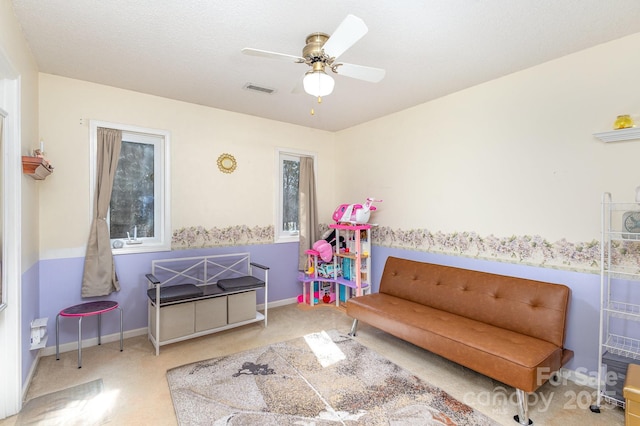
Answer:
275 148 316 243
90 120 171 254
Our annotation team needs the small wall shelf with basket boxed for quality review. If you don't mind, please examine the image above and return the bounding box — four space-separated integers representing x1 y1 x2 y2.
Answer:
22 156 53 180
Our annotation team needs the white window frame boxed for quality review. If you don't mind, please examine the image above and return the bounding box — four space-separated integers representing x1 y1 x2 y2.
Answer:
89 120 171 254
275 147 317 243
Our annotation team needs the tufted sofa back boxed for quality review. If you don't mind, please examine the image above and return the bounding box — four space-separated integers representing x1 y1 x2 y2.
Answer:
378 256 570 348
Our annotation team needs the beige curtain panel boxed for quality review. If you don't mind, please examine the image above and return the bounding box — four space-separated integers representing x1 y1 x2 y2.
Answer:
298 156 318 271
81 127 122 297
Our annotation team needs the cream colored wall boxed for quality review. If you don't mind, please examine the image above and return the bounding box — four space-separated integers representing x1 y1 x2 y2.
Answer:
37 31 640 256
38 74 336 258
0 0 40 270
336 32 640 243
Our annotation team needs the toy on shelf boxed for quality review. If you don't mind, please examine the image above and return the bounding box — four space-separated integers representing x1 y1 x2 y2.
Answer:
317 262 341 278
296 287 336 305
312 239 333 262
299 235 341 306
304 247 340 278
297 292 320 304
332 197 382 224
305 228 344 275
323 229 345 250
298 220 374 307
329 223 372 300
304 249 318 275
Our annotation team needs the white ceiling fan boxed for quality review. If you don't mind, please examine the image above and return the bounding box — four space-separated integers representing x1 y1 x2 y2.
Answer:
242 15 385 99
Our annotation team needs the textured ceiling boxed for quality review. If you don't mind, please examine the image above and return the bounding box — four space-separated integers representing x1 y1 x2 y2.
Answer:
11 1 640 131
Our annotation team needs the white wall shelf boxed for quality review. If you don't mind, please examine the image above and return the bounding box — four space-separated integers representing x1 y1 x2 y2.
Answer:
21 156 53 180
593 127 640 143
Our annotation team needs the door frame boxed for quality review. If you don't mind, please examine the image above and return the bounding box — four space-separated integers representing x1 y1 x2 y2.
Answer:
0 47 23 418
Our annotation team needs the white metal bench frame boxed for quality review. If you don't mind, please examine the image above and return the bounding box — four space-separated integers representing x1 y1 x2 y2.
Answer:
146 252 268 355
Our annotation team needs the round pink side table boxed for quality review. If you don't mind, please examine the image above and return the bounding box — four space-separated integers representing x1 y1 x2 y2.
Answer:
55 300 123 368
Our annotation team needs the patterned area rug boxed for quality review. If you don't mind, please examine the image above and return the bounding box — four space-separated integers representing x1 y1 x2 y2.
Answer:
167 330 498 425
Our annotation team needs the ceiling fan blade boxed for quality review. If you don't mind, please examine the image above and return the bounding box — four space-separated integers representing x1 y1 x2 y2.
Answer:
334 63 385 83
322 14 368 60
241 48 305 63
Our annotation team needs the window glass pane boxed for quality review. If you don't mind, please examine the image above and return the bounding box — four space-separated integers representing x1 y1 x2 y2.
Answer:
110 141 155 239
282 158 299 232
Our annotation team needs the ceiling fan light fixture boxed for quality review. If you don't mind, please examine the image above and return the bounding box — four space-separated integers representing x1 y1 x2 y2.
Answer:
242 15 384 101
303 69 335 97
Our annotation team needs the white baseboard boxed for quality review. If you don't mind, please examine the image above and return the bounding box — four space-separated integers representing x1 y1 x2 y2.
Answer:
259 297 298 310
23 351 41 399
40 327 148 357
45 299 298 358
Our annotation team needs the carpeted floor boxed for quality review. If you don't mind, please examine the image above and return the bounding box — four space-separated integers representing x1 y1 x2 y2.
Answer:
4 304 625 425
15 379 110 425
167 329 498 425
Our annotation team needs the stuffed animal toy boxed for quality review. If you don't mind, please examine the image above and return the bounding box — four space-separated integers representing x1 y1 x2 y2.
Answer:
321 229 345 250
312 239 333 262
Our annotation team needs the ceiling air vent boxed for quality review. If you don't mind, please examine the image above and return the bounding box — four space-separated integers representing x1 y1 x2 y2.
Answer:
243 83 276 94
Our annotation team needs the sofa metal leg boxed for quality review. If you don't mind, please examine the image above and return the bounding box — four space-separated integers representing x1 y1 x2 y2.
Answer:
349 319 358 336
513 389 532 425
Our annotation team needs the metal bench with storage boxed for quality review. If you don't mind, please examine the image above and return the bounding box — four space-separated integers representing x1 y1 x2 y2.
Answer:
145 253 268 355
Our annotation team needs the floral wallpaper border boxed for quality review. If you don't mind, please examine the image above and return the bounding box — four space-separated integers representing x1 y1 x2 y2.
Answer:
172 224 640 274
370 227 602 272
172 225 274 249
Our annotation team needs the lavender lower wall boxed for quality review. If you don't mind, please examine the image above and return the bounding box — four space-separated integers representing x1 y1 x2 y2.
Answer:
37 243 300 350
25 242 636 386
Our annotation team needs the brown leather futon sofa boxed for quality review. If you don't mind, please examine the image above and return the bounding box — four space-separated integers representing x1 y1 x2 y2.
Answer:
347 256 574 425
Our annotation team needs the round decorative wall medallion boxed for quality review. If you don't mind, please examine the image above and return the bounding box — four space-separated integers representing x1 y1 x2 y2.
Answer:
217 153 237 174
